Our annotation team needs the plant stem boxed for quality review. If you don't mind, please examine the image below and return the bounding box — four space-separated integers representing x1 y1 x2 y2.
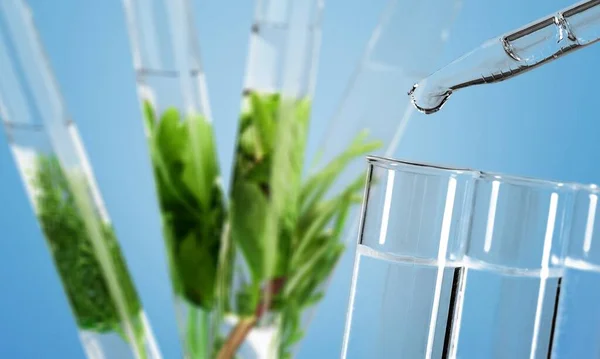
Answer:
199 310 209 359
187 307 199 358
216 317 257 359
216 277 286 358
186 305 209 359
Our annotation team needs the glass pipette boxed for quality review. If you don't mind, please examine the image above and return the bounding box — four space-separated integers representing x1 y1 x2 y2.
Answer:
409 0 600 114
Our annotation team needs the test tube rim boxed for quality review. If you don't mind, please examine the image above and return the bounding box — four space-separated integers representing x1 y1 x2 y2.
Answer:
366 155 480 177
366 156 583 191
572 182 600 194
479 171 578 191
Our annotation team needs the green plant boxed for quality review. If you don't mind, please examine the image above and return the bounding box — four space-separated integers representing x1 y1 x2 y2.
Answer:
140 92 381 359
143 101 226 310
143 101 226 358
218 92 383 358
33 155 141 334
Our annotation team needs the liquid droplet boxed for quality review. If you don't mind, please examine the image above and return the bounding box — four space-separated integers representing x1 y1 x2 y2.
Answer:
408 83 453 115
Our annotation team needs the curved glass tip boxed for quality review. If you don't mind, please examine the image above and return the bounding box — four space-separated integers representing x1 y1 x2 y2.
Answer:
409 0 600 114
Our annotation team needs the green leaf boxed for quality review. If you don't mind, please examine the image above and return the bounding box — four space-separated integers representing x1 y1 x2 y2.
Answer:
292 175 363 267
285 241 332 297
300 130 382 213
182 113 219 209
249 92 275 153
238 125 262 159
244 156 272 185
154 107 185 167
291 200 339 268
177 232 218 308
303 292 325 308
230 180 268 282
143 100 157 133
150 107 192 209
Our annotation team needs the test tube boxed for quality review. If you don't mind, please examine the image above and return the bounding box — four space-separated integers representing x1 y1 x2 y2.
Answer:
409 0 600 114
313 0 462 184
221 1 329 358
0 1 161 358
305 1 464 354
456 173 574 359
342 156 478 359
551 184 600 358
122 1 224 358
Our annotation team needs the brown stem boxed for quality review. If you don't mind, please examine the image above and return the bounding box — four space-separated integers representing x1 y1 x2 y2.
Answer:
216 317 257 359
216 278 286 359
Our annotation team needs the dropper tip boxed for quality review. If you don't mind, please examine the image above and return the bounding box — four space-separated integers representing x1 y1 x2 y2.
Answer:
408 82 453 115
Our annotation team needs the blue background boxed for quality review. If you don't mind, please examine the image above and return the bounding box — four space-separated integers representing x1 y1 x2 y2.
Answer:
1 0 599 357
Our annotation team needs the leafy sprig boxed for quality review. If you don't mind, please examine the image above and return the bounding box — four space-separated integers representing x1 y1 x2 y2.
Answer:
141 93 382 358
221 92 382 358
144 101 226 311
33 155 141 333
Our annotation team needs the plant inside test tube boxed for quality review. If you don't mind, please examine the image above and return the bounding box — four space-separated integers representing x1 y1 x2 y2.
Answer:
142 100 226 309
31 154 148 355
140 90 381 357
216 91 383 358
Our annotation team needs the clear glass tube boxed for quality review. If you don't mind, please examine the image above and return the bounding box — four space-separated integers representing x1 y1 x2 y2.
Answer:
220 1 335 358
341 156 478 359
0 2 161 358
313 0 463 174
122 1 223 358
409 0 600 114
551 184 600 358
456 173 574 359
342 157 584 358
300 1 464 355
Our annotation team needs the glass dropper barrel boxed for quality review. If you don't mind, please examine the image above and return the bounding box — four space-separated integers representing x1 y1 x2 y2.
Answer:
409 0 600 114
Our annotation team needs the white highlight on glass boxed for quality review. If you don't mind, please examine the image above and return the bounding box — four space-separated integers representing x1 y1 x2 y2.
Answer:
529 192 558 359
425 177 457 359
68 123 109 223
141 313 162 359
80 332 107 359
564 257 600 273
9 145 40 211
378 169 396 245
584 194 597 254
484 180 500 253
341 253 362 359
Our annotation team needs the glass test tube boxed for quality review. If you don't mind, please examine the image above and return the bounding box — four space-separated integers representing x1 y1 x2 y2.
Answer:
304 1 464 354
220 1 325 358
0 1 161 358
342 156 478 359
122 1 224 358
551 184 600 358
313 0 463 186
456 173 574 359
